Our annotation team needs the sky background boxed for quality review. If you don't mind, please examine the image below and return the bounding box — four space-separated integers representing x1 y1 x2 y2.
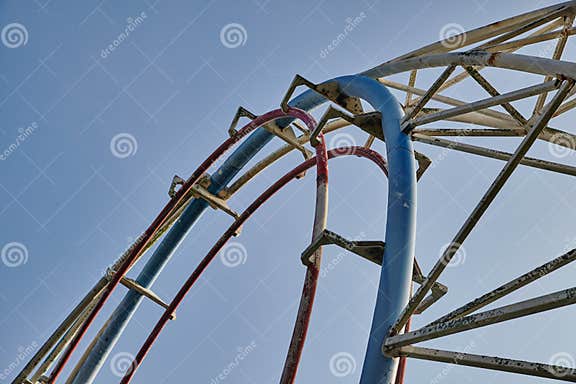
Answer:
2 0 576 383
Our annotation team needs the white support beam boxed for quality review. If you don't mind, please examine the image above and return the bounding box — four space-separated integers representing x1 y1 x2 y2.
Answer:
411 80 559 127
412 133 576 177
385 285 576 350
429 248 576 325
388 346 576 382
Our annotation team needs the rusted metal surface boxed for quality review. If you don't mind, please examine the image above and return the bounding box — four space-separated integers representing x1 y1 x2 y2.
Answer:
279 131 329 384
401 65 456 131
380 78 518 123
465 65 529 126
299 229 447 316
394 285 412 384
364 51 576 80
280 74 364 117
300 229 386 266
482 8 572 49
414 128 525 136
412 133 576 177
404 70 417 107
389 346 576 382
432 20 565 95
389 2 575 61
189 182 239 219
429 248 576 325
385 285 576 350
227 106 257 136
263 121 312 159
533 15 575 115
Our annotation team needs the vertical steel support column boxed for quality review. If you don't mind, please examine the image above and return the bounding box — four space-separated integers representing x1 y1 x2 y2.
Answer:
334 77 416 384
72 76 414 384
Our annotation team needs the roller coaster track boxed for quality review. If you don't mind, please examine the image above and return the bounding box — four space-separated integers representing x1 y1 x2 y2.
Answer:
14 2 576 383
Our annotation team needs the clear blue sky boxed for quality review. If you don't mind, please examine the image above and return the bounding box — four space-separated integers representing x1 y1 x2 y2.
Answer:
1 0 576 383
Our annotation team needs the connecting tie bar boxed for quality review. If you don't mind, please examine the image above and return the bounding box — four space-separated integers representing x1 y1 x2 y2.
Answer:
105 268 175 320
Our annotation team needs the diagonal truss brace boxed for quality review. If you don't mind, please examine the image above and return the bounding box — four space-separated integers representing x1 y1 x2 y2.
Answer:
410 79 561 127
387 346 576 382
429 248 576 325
412 133 576 177
384 285 576 350
169 174 239 220
402 65 456 132
227 106 258 136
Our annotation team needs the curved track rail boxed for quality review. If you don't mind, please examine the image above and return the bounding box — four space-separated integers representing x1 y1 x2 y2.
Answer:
45 107 320 383
119 146 388 383
15 2 576 384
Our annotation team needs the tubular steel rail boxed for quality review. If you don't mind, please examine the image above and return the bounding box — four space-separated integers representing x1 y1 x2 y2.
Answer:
119 145 384 383
14 2 576 384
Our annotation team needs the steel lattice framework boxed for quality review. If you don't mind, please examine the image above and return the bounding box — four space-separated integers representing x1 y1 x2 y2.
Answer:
14 2 576 383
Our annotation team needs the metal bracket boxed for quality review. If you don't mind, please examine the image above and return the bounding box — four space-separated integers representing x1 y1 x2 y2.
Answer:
228 106 257 137
300 229 447 314
301 229 385 266
190 183 239 219
414 152 432 181
227 103 311 159
311 106 382 146
262 121 313 159
106 268 176 320
411 260 448 315
169 174 242 236
168 175 185 198
190 182 243 236
280 74 364 116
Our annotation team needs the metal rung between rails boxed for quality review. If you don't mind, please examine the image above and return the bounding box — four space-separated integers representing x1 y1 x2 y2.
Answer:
106 269 176 320
169 174 240 221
